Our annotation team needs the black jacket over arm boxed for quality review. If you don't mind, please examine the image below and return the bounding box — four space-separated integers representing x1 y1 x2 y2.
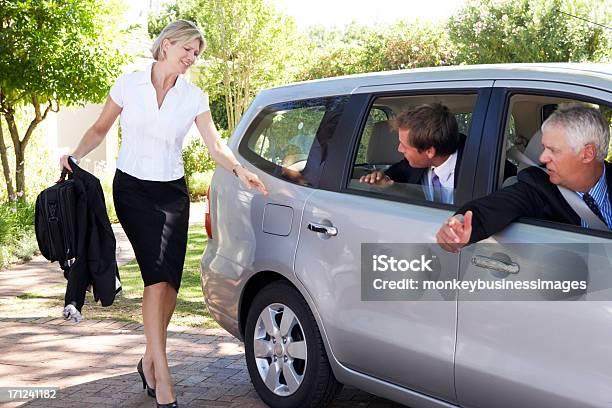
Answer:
384 159 427 184
65 164 120 312
456 162 612 244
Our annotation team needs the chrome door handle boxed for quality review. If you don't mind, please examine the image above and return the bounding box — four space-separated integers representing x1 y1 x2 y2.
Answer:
472 255 519 274
307 222 338 237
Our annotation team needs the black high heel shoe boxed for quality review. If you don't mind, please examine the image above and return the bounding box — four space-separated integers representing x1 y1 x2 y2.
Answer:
137 358 156 398
156 400 178 407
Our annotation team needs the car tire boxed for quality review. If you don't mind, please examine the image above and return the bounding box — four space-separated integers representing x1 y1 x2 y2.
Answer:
244 280 342 408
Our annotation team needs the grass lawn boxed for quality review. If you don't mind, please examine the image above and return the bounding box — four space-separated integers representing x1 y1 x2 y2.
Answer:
4 225 219 329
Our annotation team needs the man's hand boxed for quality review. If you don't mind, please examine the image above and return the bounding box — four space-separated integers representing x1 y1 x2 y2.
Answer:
359 170 394 186
436 210 473 253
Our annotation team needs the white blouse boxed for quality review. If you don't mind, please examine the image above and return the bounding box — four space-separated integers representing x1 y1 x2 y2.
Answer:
109 63 210 181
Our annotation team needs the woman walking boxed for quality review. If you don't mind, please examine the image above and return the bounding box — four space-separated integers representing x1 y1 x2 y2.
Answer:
60 20 267 407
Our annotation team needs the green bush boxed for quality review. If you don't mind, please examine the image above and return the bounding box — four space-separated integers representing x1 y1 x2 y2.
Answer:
0 209 12 246
90 161 118 224
0 226 37 268
0 200 37 268
0 200 34 238
12 199 35 227
100 172 118 224
6 226 38 261
183 138 217 182
187 171 214 201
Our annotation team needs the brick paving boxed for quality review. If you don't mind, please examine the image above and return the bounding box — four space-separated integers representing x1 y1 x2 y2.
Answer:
0 317 404 408
0 202 405 408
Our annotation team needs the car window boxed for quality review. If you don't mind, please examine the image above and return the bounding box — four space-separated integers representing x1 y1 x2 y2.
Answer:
347 93 478 206
355 107 390 165
501 94 612 183
499 92 612 234
455 112 473 135
238 96 349 187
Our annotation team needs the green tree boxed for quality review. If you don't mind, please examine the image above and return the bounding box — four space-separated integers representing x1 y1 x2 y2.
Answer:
297 23 375 80
298 21 454 80
297 45 364 80
149 0 306 133
0 0 129 199
448 0 611 65
371 21 455 70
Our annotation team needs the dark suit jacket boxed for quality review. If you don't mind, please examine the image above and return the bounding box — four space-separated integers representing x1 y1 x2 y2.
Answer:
457 161 612 243
64 164 120 312
383 134 517 186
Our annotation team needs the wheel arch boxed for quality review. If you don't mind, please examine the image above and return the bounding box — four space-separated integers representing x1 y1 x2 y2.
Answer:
239 271 288 339
238 270 349 382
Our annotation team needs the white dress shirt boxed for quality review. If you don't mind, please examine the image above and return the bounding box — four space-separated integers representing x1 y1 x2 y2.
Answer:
110 63 210 181
423 151 457 204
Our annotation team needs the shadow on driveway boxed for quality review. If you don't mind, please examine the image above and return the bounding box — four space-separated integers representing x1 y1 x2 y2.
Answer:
0 318 405 408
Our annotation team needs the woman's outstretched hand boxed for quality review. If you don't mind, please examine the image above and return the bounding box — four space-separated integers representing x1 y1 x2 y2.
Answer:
236 166 268 195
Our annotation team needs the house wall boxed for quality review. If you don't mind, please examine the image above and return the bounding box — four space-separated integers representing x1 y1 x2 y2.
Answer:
56 104 119 175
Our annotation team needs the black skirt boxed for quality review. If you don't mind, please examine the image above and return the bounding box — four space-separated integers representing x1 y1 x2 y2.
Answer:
113 169 189 292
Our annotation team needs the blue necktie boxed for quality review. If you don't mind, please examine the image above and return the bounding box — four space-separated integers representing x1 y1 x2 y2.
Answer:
432 171 442 203
582 192 607 226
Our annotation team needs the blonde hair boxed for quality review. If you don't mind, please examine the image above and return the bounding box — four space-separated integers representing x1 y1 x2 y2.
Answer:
151 20 205 61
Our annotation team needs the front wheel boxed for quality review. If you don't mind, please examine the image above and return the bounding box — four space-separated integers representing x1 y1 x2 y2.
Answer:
244 281 342 408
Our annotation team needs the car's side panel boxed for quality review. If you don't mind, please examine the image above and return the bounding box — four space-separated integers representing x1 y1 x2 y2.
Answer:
455 225 612 408
201 167 315 337
295 189 460 402
294 81 494 404
202 67 612 408
456 80 612 408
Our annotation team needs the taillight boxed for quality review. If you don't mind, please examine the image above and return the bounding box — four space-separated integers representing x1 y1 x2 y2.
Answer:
204 185 212 239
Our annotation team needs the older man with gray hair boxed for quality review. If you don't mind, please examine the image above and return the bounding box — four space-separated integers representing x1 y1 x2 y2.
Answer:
437 104 611 252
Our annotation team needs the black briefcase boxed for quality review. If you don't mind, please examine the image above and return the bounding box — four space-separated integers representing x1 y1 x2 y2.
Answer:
35 168 77 271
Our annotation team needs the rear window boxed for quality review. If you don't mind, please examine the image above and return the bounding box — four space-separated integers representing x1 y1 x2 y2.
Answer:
238 96 349 187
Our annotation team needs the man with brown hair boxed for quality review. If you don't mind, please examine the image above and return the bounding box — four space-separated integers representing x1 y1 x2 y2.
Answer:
360 103 462 204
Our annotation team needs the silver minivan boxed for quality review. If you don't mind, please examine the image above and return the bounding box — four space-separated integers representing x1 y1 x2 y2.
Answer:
201 64 612 408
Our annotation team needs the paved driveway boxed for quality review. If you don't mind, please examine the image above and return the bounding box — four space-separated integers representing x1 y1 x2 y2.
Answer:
0 203 405 407
0 317 404 408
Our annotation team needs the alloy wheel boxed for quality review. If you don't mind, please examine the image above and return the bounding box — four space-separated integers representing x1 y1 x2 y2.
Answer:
253 302 308 396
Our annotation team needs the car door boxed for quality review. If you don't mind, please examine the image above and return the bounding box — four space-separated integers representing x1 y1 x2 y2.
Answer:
455 80 612 408
294 81 494 403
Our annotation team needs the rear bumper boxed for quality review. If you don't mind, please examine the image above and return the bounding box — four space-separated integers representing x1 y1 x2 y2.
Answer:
200 248 245 340
204 296 241 340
